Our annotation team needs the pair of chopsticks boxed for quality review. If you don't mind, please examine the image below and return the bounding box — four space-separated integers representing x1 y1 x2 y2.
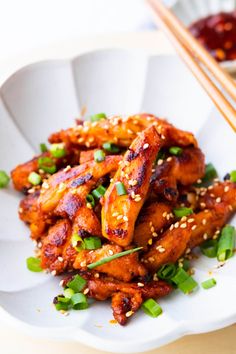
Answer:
147 0 236 132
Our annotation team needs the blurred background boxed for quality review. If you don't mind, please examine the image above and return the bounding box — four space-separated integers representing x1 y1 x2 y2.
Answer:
0 0 176 59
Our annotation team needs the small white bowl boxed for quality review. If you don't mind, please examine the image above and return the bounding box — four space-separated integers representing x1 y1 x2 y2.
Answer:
171 0 236 73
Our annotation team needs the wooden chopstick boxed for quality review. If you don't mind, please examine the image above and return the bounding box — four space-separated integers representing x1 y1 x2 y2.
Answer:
147 0 236 132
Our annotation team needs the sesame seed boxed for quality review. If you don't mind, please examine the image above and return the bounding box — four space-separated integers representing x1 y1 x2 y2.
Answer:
108 250 114 255
229 205 233 211
215 230 220 235
200 202 206 208
59 182 66 191
37 242 42 248
148 238 153 245
63 165 71 172
59 280 64 287
153 273 159 281
80 261 86 267
120 171 125 177
18 207 23 213
125 173 129 179
197 179 202 184
150 226 155 233
152 232 158 237
210 194 215 198
202 219 207 225
162 211 167 217
208 185 213 190
159 247 166 253
213 234 218 240
117 215 123 220
58 256 63 262
204 209 209 213
127 129 133 134
137 282 144 287
170 224 174 231
149 221 153 226
83 288 89 295
185 248 191 254
94 273 100 278
181 216 187 222
124 161 130 166
78 137 84 143
180 223 187 229
110 178 114 183
112 212 119 217
148 257 155 262
125 311 134 318
161 134 166 140
123 216 128 222
88 136 95 143
51 270 57 276
143 143 149 150
86 203 92 209
71 189 77 195
174 222 179 228
134 196 142 202
128 179 138 186
191 225 197 231
42 181 49 189
203 233 208 240
157 159 164 166
166 157 172 162
216 197 221 203
224 186 230 192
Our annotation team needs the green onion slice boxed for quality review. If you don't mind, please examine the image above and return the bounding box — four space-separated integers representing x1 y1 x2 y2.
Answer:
171 268 189 285
201 278 217 290
217 225 235 262
141 298 162 318
0 170 10 188
40 143 48 153
169 146 183 156
157 263 177 280
178 276 198 294
91 185 107 199
50 143 66 158
57 296 71 304
116 181 127 196
71 293 88 310
67 274 87 292
173 207 193 218
38 157 57 174
102 142 119 153
84 237 102 250
230 170 236 183
200 239 218 258
63 288 75 299
94 149 105 162
55 301 70 311
71 234 85 251
87 247 143 270
90 113 107 122
86 194 95 208
26 257 42 272
28 171 42 186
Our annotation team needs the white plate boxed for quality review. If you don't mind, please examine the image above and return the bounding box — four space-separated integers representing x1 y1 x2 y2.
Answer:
0 49 236 353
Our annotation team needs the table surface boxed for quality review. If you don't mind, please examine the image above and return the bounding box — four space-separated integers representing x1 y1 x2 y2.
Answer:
0 31 235 354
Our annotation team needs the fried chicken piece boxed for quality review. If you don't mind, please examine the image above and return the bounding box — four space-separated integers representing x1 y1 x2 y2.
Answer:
151 147 205 202
102 126 161 247
85 275 172 325
73 244 147 282
143 182 236 271
49 113 197 149
198 180 236 210
133 202 174 248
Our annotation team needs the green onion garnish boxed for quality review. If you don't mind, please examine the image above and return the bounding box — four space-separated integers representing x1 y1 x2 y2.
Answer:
57 296 71 303
64 288 75 299
40 143 48 153
102 142 119 153
55 301 70 311
116 181 127 196
171 268 198 294
38 157 57 174
26 257 42 272
50 143 66 158
230 170 236 182
171 268 189 285
157 263 177 280
91 185 107 199
173 207 193 218
201 163 218 183
86 194 95 208
169 146 183 156
0 170 10 188
67 274 87 292
90 113 107 122
28 171 42 186
200 239 218 258
87 247 143 270
84 237 101 250
71 293 88 310
217 225 235 262
71 234 85 251
141 298 162 318
201 278 217 290
94 149 105 163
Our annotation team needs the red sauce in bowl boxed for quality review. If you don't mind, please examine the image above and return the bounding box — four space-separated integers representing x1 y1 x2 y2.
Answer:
189 11 236 62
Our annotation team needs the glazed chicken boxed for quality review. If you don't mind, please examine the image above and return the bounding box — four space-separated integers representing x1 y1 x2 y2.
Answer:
13 113 236 325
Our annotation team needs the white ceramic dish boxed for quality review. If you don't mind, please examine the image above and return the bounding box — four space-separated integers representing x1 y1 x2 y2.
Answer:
0 48 236 353
171 0 236 73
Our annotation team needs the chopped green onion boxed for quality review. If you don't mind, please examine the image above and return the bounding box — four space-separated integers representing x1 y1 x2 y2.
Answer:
116 181 127 196
71 234 85 251
71 293 88 310
26 257 42 272
201 278 217 290
91 185 107 199
0 170 10 188
94 149 105 162
90 113 107 122
40 143 48 153
171 268 189 285
55 301 70 311
57 296 71 303
28 171 42 186
200 240 218 258
157 263 177 280
230 170 236 183
217 225 235 262
178 276 198 294
169 146 183 156
201 163 218 183
86 194 95 208
84 236 101 250
38 157 57 174
173 207 193 218
87 247 143 270
141 298 162 318
50 143 66 158
64 288 75 299
102 142 119 153
67 274 87 292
